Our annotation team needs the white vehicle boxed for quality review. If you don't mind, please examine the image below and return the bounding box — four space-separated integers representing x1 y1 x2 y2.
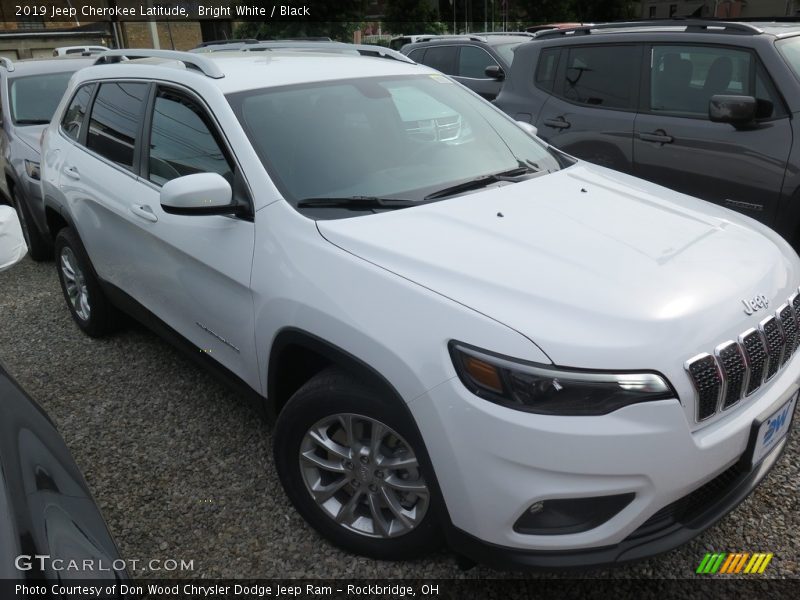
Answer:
40 48 798 568
52 45 108 57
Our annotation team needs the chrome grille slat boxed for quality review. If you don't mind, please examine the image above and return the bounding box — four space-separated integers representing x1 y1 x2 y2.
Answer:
715 341 747 410
685 287 800 423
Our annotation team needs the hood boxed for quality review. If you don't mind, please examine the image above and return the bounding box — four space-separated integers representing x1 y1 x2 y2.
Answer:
14 124 46 155
317 163 800 372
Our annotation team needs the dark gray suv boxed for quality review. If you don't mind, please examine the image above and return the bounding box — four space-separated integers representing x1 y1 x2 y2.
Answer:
401 33 534 100
495 20 800 245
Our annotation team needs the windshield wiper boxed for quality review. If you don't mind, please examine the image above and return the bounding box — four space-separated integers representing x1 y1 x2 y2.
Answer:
423 162 543 201
14 119 50 125
297 196 422 210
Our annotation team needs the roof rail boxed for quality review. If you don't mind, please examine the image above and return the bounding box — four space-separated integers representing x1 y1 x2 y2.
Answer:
414 34 487 43
471 31 537 38
350 44 415 63
94 49 224 79
0 56 14 72
534 19 763 39
233 41 414 63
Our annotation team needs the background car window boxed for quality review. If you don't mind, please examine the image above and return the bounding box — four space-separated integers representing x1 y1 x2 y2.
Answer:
61 83 95 142
420 46 457 75
535 48 560 92
559 45 639 109
777 37 800 80
458 46 496 78
148 89 233 186
407 48 426 62
86 82 148 170
493 42 520 65
10 72 75 125
650 45 756 116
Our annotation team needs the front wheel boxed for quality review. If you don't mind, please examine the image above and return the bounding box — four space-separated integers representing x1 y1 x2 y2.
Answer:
54 228 120 337
273 368 442 560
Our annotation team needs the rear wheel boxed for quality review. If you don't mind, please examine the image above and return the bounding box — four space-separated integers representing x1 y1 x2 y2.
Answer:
11 188 52 261
273 368 442 559
54 227 120 337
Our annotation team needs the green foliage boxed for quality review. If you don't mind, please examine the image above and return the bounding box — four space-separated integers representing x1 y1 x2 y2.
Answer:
383 0 446 35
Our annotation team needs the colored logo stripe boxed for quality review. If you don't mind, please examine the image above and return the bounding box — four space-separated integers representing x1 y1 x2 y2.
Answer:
697 552 773 574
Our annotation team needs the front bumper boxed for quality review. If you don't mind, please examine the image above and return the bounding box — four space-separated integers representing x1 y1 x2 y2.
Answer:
409 352 799 567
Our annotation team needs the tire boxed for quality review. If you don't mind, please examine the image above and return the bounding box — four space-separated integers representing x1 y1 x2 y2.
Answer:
273 367 443 560
11 187 52 261
54 227 120 337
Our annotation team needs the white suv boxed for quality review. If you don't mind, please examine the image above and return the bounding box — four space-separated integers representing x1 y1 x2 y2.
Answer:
41 48 798 569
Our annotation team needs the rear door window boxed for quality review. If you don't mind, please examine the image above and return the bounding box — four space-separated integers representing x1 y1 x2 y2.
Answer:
419 46 458 75
86 82 149 171
557 45 640 110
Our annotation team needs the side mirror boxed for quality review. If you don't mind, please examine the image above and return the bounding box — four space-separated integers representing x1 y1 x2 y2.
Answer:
516 121 538 138
485 65 505 80
0 205 27 271
709 95 757 126
160 173 234 216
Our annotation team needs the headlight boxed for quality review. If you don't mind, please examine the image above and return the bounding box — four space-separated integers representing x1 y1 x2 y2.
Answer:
449 342 675 416
24 160 40 181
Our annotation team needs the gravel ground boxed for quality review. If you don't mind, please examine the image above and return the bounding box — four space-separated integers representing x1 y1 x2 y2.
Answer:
0 256 798 581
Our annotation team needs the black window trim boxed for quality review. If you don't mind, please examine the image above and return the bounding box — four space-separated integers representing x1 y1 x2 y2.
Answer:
551 42 645 114
58 81 99 146
639 41 790 123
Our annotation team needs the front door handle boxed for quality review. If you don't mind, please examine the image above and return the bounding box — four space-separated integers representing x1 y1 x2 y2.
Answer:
62 165 80 180
129 205 158 223
543 117 571 130
639 130 674 144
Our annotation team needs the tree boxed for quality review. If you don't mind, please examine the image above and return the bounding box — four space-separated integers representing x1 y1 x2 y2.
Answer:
383 0 447 35
235 0 363 41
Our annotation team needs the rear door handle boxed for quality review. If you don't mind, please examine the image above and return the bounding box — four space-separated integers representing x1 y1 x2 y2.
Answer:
543 117 571 130
639 130 674 144
62 165 80 180
129 205 158 223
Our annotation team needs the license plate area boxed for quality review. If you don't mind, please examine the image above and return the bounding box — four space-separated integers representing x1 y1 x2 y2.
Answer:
744 391 797 469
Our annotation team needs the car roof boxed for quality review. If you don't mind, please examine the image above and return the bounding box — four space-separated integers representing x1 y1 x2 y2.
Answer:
532 19 800 41
78 49 433 94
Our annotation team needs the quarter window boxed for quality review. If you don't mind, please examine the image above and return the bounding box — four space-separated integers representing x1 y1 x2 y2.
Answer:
147 89 233 186
535 48 560 92
458 46 496 78
61 83 95 141
86 82 148 170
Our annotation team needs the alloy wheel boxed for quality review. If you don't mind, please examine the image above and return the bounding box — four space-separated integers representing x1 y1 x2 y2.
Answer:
299 413 429 538
60 247 91 321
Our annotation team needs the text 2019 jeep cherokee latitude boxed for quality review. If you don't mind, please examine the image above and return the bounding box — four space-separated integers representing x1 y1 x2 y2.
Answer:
40 48 798 569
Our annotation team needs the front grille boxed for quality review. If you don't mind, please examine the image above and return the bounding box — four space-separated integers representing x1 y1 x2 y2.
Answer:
685 286 800 422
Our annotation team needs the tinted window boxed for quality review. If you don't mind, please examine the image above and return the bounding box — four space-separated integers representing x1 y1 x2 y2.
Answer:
493 42 520 65
535 48 560 92
148 89 232 186
458 46 496 78
10 72 75 125
86 82 148 170
407 48 426 62
420 46 457 75
777 37 800 81
559 45 639 109
61 83 95 141
650 45 754 116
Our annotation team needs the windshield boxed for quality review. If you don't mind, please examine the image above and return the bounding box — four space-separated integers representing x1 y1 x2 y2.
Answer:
227 74 561 215
777 37 800 82
10 71 75 125
494 42 521 65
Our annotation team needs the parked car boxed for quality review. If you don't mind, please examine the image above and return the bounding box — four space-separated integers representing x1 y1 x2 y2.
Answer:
402 33 534 100
0 206 127 585
41 47 798 570
52 46 108 57
495 19 800 245
0 56 95 260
